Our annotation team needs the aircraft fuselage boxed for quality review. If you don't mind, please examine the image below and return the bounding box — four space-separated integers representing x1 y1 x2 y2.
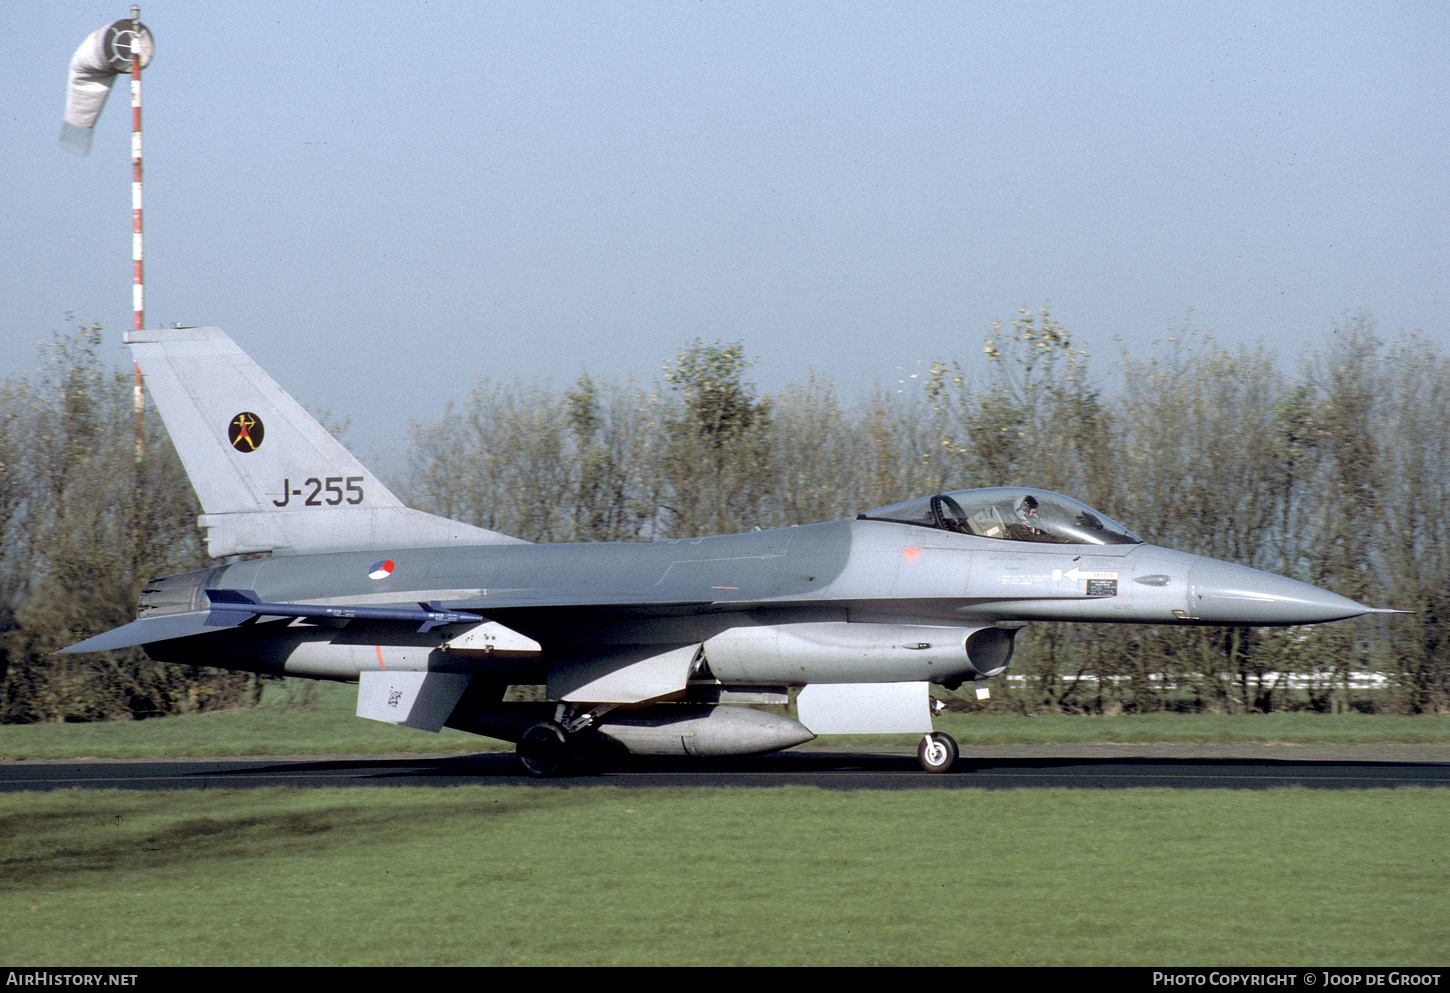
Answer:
133 516 1369 687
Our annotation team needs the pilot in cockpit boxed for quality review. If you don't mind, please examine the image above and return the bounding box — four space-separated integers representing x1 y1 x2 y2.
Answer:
1007 494 1061 543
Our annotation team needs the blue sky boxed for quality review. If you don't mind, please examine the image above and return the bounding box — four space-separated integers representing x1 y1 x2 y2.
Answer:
7 2 1446 451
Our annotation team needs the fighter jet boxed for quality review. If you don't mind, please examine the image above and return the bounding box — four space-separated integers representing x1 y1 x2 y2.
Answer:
62 327 1387 774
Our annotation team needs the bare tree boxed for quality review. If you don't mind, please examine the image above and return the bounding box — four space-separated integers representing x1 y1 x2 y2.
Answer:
0 322 239 723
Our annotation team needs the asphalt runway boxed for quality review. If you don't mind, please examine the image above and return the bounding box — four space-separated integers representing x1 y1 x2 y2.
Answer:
4 745 1448 791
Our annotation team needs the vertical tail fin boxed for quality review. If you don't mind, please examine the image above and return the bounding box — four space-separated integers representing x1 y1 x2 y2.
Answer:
127 326 523 556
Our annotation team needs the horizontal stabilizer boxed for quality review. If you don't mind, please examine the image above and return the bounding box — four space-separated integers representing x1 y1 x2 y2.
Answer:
57 611 222 654
204 589 481 633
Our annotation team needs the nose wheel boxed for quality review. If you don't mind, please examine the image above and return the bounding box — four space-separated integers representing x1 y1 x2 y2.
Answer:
917 731 958 773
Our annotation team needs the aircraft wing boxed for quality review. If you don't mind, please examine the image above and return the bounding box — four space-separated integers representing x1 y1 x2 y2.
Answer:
61 576 1099 654
57 590 722 654
441 591 718 613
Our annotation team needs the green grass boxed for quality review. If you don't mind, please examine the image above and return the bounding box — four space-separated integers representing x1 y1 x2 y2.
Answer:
1 680 1446 760
0 681 506 760
4 683 1446 966
1 786 1445 966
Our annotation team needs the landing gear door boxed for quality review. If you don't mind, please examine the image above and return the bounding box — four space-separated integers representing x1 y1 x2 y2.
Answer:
796 682 933 735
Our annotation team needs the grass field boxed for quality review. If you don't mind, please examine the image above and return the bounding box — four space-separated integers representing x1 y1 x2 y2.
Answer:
3 683 1447 966
1 786 1446 966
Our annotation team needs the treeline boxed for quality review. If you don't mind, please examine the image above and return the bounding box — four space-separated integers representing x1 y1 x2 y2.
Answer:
2 312 1446 721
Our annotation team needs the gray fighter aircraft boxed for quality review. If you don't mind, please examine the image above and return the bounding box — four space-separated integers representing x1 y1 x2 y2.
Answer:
62 327 1387 774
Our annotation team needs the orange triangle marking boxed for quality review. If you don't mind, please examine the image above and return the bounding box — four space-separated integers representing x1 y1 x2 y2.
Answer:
903 547 921 563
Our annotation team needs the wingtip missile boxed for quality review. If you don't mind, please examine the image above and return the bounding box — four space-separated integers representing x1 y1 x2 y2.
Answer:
202 589 480 633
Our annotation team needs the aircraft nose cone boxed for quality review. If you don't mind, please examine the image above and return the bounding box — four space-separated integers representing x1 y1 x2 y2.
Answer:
1188 558 1372 625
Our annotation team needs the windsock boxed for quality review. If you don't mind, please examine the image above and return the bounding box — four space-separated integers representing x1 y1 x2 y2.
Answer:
60 18 153 156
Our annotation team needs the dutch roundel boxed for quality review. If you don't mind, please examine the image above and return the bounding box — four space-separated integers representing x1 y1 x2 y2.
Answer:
368 559 395 580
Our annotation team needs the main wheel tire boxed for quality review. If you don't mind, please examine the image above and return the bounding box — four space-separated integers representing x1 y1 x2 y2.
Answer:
917 731 958 774
517 721 571 777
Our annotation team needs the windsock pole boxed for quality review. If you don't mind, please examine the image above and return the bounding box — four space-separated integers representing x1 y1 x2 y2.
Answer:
129 7 146 467
63 11 156 551
130 5 143 334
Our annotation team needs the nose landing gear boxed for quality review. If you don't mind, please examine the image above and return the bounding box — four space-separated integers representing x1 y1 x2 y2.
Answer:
917 731 958 774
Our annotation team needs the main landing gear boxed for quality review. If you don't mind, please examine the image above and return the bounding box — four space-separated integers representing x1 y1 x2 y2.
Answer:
516 704 618 777
917 731 958 774
517 721 571 777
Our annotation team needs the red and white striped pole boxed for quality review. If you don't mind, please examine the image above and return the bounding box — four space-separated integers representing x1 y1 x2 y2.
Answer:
130 5 143 333
129 7 146 467
62 13 156 491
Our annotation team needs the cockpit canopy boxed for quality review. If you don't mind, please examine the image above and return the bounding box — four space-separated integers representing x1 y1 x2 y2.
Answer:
859 488 1142 546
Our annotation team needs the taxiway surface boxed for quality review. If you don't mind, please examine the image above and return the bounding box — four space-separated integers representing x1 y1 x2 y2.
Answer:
4 745 1447 791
